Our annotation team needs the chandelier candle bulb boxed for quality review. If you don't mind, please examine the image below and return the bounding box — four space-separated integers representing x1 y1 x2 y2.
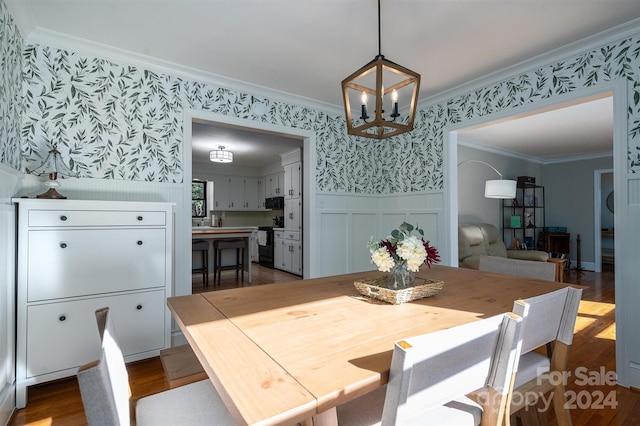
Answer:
361 92 368 119
391 89 399 117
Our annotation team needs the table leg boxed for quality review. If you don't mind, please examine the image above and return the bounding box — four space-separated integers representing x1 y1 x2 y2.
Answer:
311 407 338 426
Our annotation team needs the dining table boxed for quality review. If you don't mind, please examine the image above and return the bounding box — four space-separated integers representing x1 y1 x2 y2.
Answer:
167 264 572 426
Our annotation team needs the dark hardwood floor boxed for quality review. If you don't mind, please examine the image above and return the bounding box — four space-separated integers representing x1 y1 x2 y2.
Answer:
9 263 639 425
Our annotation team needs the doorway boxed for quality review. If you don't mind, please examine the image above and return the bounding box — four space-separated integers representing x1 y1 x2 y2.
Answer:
181 109 315 298
594 169 614 273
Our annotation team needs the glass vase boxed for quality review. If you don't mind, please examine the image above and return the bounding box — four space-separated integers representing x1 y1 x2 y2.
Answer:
386 263 415 289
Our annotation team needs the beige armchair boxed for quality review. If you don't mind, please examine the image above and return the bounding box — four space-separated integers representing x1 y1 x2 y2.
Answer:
458 223 548 269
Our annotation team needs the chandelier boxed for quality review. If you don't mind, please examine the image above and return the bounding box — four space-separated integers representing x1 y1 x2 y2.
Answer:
341 0 421 139
210 146 233 163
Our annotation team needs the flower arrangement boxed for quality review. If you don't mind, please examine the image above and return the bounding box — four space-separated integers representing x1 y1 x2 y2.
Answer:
368 222 440 279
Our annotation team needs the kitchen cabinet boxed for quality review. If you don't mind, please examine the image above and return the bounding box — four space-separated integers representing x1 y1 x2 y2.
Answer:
265 172 284 197
284 162 301 200
257 178 266 209
275 229 301 275
283 232 302 275
13 199 173 408
227 177 245 209
274 230 284 271
285 199 301 232
214 176 261 210
244 177 259 209
251 230 259 262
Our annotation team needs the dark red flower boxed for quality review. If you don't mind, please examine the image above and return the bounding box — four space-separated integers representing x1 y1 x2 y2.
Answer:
421 238 441 268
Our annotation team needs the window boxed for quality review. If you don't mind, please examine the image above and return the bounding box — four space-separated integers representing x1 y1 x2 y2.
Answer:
192 180 207 218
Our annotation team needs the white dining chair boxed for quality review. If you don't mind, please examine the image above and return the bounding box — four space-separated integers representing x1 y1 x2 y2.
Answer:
509 286 583 425
77 307 236 426
336 312 524 426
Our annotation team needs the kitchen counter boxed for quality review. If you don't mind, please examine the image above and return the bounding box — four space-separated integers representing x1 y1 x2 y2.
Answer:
192 226 257 235
192 227 256 283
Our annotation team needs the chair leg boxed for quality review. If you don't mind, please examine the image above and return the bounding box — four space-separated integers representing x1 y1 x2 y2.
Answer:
202 249 208 287
551 343 572 426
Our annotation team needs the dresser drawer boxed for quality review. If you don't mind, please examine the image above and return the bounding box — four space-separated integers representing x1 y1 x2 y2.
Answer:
26 289 166 378
28 209 166 227
28 228 166 301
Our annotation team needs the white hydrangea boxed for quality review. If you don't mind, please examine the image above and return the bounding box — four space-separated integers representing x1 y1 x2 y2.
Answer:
370 247 395 272
396 235 427 272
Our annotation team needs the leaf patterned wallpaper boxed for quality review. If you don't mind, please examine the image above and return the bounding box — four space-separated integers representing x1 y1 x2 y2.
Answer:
6 6 640 192
0 0 23 170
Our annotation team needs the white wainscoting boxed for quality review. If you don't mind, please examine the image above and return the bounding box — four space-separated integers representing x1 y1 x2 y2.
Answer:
619 176 640 387
315 191 447 278
0 164 19 425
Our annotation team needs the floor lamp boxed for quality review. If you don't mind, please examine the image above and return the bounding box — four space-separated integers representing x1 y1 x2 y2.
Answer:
457 160 517 199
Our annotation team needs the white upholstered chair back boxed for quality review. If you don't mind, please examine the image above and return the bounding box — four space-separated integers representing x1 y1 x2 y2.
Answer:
509 286 583 425
479 255 557 282
513 286 582 354
380 312 524 426
77 307 131 425
78 308 237 426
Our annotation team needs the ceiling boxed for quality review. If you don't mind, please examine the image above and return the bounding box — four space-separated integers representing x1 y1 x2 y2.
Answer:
8 0 637 164
191 121 303 168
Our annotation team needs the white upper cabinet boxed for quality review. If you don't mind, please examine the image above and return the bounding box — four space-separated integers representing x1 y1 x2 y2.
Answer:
244 177 259 209
228 177 244 210
284 162 301 200
212 176 263 210
257 178 266 209
265 172 284 197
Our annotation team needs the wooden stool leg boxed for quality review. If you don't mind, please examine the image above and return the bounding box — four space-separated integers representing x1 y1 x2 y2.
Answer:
202 248 208 287
235 248 240 280
241 247 245 285
217 248 222 286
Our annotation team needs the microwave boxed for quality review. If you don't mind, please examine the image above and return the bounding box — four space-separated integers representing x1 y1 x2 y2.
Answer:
265 197 284 209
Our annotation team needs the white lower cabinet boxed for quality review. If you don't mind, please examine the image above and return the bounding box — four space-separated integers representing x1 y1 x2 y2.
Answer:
274 230 301 275
251 230 259 262
274 230 285 271
13 199 173 408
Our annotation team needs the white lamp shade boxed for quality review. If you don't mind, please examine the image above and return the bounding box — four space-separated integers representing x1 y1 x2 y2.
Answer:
210 149 233 163
484 179 517 199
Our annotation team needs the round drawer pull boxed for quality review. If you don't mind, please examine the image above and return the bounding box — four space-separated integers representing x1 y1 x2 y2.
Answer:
60 242 67 249
136 304 142 310
137 216 143 221
137 240 143 245
59 315 66 322
60 215 68 221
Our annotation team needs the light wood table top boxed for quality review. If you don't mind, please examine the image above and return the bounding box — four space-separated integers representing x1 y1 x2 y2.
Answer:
167 265 570 426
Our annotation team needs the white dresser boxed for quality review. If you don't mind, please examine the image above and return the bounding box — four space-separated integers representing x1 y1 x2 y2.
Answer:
13 199 173 408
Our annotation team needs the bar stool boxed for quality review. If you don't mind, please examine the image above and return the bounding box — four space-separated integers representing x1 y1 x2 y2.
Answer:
191 240 209 288
213 239 246 287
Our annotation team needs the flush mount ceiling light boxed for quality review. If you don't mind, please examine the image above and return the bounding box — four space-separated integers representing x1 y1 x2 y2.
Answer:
209 146 233 163
341 0 421 139
458 160 517 199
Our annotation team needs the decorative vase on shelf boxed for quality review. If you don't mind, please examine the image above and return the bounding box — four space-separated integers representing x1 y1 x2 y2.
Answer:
387 263 415 289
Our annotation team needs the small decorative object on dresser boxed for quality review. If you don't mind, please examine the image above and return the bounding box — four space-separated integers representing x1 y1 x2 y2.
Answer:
25 145 79 199
12 198 174 408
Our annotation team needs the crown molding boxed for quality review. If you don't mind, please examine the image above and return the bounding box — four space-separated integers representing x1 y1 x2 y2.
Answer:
420 17 640 108
23 28 344 118
458 138 613 166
